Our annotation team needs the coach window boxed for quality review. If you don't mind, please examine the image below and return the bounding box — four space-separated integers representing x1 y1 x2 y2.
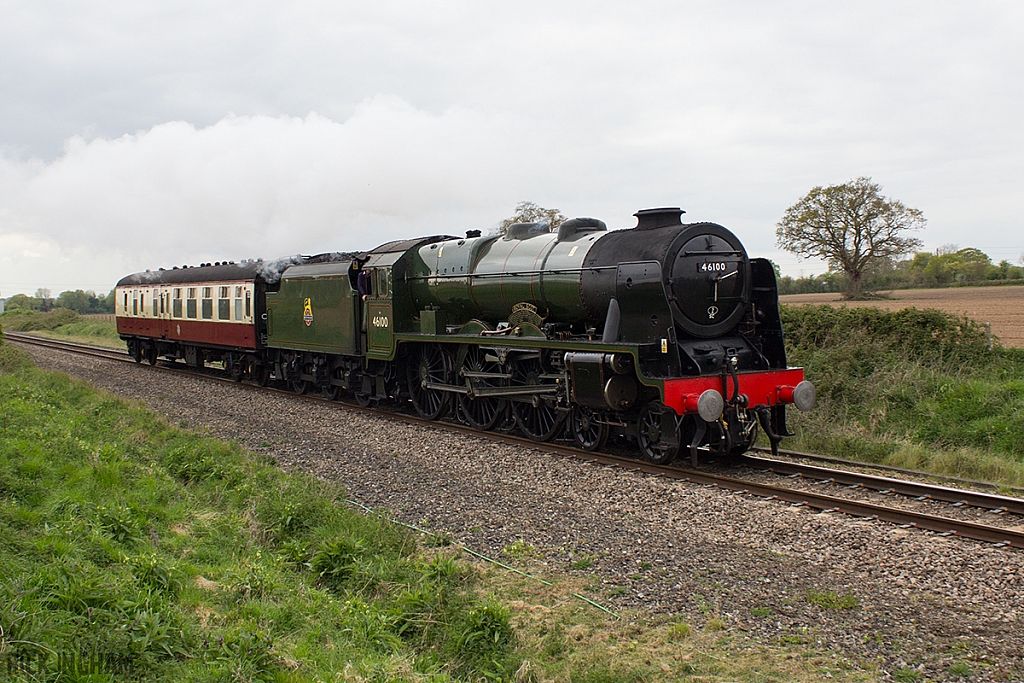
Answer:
233 286 243 321
153 292 159 317
245 290 251 319
172 289 183 318
202 286 213 320
218 286 230 320
133 292 138 316
186 287 197 319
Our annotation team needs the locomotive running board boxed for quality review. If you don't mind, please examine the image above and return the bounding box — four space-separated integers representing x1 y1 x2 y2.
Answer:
423 381 557 399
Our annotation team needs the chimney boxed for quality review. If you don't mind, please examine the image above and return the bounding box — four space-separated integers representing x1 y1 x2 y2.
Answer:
633 207 685 230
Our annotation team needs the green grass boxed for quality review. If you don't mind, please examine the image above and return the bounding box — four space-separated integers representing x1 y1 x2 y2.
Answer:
892 667 922 682
0 342 520 682
781 305 1024 487
490 569 877 683
806 590 859 610
0 339 34 373
570 556 594 570
703 617 727 631
0 310 121 347
0 308 80 331
666 622 691 641
49 318 122 342
947 661 974 678
500 539 538 560
0 336 884 682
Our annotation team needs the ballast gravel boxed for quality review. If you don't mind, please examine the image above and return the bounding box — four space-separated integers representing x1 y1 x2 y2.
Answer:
21 345 1024 681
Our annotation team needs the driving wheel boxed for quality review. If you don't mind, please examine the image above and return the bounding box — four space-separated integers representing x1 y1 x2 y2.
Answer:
458 345 507 431
407 345 451 420
511 358 564 441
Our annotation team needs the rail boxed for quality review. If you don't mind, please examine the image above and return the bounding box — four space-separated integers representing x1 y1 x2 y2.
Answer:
8 331 1022 550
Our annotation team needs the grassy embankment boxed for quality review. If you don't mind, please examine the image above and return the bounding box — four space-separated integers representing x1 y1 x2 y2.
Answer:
0 330 873 682
0 309 122 348
781 305 1024 487
0 335 524 681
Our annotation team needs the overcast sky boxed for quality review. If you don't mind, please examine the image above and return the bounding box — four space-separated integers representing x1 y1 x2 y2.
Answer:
1 1 1022 296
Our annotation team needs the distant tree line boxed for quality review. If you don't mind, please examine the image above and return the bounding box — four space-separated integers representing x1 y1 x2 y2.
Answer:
776 177 1024 298
775 247 1024 296
3 288 116 314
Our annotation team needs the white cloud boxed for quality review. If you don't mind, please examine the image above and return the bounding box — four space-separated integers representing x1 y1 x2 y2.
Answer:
1 1 1023 293
0 97 560 292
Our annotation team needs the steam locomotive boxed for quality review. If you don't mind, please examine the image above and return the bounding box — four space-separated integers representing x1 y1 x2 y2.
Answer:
115 207 814 464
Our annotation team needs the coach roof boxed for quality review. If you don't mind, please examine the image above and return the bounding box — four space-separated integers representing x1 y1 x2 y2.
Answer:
116 261 263 287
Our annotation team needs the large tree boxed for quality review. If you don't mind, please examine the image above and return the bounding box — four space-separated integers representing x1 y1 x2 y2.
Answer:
55 289 95 314
499 201 567 234
776 177 925 299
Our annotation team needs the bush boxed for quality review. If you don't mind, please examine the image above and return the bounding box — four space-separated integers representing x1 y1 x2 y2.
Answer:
781 305 991 362
780 305 1024 480
0 308 80 331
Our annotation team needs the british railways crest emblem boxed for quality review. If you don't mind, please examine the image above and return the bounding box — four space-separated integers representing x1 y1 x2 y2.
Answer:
303 298 313 326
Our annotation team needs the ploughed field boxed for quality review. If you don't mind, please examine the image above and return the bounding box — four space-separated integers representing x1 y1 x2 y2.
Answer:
781 285 1024 348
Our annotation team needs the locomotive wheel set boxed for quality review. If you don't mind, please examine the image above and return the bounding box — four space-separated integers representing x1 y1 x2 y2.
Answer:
115 207 815 464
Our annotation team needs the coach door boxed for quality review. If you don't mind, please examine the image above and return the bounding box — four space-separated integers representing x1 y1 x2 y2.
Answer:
366 267 393 357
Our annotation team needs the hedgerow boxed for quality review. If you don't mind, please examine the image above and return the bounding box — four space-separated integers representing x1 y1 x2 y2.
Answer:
780 305 1024 477
781 305 991 362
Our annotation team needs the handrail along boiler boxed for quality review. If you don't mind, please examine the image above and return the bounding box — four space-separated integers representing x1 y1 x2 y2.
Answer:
115 207 814 463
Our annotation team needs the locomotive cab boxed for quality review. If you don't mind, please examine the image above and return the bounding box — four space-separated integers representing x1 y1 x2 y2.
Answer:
362 255 398 358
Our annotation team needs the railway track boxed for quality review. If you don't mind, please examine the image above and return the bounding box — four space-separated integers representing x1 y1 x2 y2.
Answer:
5 333 131 361
737 454 1024 515
8 331 1024 550
749 445 1024 497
